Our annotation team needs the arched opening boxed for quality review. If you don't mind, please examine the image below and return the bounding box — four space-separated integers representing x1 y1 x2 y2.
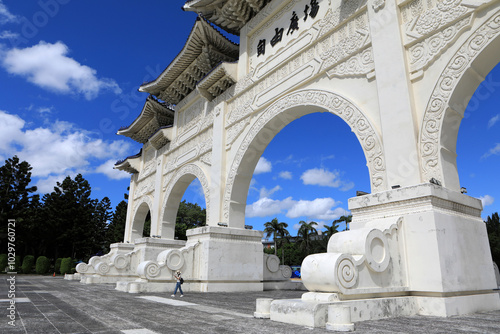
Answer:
456 61 500 218
420 12 500 190
440 46 500 191
245 112 369 234
130 201 151 241
225 90 383 229
175 179 207 240
161 164 209 240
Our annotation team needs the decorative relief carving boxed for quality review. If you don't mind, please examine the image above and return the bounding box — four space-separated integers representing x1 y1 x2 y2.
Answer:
200 102 215 130
179 101 204 134
317 1 367 39
234 69 255 95
229 4 374 131
372 0 385 12
162 172 174 190
326 46 375 79
223 89 386 221
317 7 372 77
420 11 500 182
402 0 477 44
199 152 212 166
163 128 213 175
227 99 254 127
408 15 473 74
162 164 210 224
139 148 156 180
226 118 251 149
134 176 155 200
319 26 370 73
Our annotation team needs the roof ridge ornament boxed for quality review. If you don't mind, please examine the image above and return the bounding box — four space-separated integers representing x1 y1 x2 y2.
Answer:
183 0 270 35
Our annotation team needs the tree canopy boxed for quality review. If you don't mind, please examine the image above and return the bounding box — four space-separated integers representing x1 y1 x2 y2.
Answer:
175 200 206 240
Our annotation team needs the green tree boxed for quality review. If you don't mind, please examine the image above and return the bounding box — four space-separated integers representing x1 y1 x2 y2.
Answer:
106 200 128 245
83 196 112 257
175 200 206 240
277 242 303 266
297 221 318 255
334 215 352 231
313 221 341 253
35 256 50 275
21 255 34 274
60 257 73 275
486 212 500 265
0 156 37 256
42 174 102 260
54 258 62 274
264 218 290 264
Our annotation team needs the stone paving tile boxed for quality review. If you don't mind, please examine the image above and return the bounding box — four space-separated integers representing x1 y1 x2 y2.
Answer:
2 275 500 334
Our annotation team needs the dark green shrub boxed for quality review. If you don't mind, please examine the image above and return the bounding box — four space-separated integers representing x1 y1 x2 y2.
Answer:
0 254 7 272
60 257 72 275
35 256 50 275
21 255 35 274
55 258 62 274
15 256 22 272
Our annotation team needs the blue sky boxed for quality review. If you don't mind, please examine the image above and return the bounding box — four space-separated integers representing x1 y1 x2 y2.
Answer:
0 1 498 237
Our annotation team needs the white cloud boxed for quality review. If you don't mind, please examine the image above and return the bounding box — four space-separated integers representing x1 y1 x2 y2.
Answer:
482 143 500 159
321 154 335 161
340 181 355 192
1 41 121 99
300 167 354 191
246 197 295 218
0 110 131 184
479 195 494 207
254 156 272 174
259 185 281 199
488 114 500 128
286 197 343 220
35 174 71 194
278 171 292 180
96 159 131 180
0 1 17 24
0 110 24 152
0 30 19 39
37 106 53 114
246 195 346 221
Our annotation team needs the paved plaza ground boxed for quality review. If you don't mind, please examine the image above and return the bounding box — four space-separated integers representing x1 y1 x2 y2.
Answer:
2 275 500 333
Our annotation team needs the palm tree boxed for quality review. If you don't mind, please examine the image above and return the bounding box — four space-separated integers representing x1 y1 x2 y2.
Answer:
324 222 340 239
313 221 340 253
333 215 352 231
297 220 318 255
264 218 290 264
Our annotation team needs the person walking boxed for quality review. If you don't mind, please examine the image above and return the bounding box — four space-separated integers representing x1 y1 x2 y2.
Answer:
171 270 184 297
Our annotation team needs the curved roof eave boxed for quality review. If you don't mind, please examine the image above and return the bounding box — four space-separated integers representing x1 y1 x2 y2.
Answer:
138 16 239 96
117 96 174 137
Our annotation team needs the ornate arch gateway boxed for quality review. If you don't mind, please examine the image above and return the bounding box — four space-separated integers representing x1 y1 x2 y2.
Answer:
75 0 500 327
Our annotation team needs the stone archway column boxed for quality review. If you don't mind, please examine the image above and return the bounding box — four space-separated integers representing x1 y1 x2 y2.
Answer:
124 173 138 243
207 102 227 227
367 0 421 188
150 153 163 237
